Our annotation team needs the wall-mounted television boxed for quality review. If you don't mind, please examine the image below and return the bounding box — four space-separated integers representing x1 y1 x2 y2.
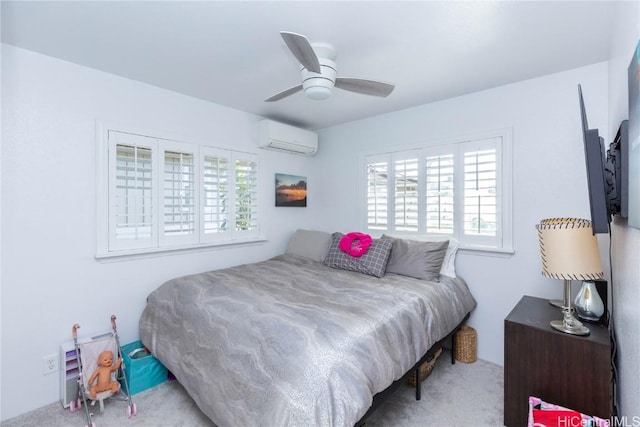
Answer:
578 84 628 234
628 39 640 229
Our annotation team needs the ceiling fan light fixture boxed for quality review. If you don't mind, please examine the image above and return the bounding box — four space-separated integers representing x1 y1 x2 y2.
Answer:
304 86 332 100
266 31 395 102
300 57 336 101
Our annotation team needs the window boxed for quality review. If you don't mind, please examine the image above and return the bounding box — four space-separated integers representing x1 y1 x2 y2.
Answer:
366 159 389 230
98 128 262 257
234 156 259 233
425 153 454 234
394 155 419 232
161 141 196 246
109 132 157 252
362 130 512 251
463 145 496 238
201 148 229 240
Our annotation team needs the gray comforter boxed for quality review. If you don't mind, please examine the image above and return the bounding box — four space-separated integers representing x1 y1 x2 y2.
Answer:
139 254 476 426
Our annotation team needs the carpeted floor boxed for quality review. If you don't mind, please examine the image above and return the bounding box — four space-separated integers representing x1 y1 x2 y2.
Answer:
2 350 504 427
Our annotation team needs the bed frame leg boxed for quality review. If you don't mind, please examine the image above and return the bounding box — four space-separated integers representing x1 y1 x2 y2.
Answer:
415 366 422 400
451 333 456 365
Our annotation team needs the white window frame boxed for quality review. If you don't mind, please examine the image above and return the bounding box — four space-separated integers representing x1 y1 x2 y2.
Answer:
457 137 502 249
361 129 513 253
392 150 421 233
231 152 260 239
160 139 198 247
424 146 456 237
107 131 159 252
200 146 232 243
365 154 390 231
96 122 264 258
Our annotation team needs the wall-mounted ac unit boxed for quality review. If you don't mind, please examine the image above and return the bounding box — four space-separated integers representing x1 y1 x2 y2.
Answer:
258 120 318 156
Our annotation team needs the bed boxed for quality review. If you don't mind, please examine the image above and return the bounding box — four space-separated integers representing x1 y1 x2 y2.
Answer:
139 231 476 426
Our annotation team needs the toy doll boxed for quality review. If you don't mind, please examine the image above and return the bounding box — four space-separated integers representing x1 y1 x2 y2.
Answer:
88 350 122 399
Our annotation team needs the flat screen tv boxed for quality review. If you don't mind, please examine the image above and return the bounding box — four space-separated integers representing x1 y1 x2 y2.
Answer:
628 38 640 229
578 84 611 234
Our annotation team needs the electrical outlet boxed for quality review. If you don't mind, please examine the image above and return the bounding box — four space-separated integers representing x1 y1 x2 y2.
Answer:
43 354 59 375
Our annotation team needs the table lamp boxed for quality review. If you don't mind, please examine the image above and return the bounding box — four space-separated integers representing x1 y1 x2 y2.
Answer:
535 218 604 335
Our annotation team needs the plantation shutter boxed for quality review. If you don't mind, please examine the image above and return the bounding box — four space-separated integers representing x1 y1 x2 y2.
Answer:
461 137 501 246
366 157 389 230
393 155 419 232
425 153 455 234
233 153 259 235
99 126 266 257
201 148 230 241
108 131 158 251
359 132 510 251
160 140 196 245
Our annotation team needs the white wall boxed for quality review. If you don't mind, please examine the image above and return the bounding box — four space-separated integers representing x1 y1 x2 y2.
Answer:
607 1 640 418
314 63 610 366
0 45 319 420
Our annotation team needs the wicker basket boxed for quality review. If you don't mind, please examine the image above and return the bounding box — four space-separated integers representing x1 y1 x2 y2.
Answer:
406 346 443 386
454 325 477 363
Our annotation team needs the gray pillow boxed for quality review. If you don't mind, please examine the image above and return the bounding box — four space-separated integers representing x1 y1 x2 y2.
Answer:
324 232 394 278
382 235 449 281
285 229 333 262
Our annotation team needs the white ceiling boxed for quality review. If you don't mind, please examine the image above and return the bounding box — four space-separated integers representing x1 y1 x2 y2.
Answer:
1 1 620 130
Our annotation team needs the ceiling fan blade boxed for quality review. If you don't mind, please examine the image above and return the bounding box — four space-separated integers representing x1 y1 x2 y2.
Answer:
280 31 321 73
335 78 395 97
264 85 303 102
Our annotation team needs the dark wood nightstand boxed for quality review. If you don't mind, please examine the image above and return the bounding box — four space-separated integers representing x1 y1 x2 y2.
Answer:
504 295 612 427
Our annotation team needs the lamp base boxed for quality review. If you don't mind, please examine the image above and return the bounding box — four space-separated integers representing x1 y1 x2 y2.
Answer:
548 299 563 308
550 319 590 336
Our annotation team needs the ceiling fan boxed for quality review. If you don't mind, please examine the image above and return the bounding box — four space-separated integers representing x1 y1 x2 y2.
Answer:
265 31 395 102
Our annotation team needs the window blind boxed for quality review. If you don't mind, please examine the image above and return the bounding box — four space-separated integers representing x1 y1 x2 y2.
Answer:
394 158 419 232
361 131 510 251
202 154 229 235
234 156 258 232
163 150 195 237
101 128 264 256
463 148 497 236
114 144 153 243
366 160 389 230
425 153 455 234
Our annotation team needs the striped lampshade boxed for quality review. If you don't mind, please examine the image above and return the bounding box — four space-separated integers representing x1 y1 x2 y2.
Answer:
535 218 604 280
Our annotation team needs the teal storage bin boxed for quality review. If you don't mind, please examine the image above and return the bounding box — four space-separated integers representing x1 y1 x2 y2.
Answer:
120 341 167 395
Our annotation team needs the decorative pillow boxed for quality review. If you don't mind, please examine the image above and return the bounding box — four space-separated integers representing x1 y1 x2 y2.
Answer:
324 232 394 278
382 235 449 281
286 229 333 262
440 239 459 278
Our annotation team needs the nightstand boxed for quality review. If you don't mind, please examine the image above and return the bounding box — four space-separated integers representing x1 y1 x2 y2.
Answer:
503 295 612 427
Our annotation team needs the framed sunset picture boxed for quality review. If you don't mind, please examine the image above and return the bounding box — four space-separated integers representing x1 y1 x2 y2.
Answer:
275 173 307 207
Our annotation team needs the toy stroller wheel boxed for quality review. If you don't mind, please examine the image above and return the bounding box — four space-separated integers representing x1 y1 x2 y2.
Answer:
126 404 132 418
131 403 137 416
